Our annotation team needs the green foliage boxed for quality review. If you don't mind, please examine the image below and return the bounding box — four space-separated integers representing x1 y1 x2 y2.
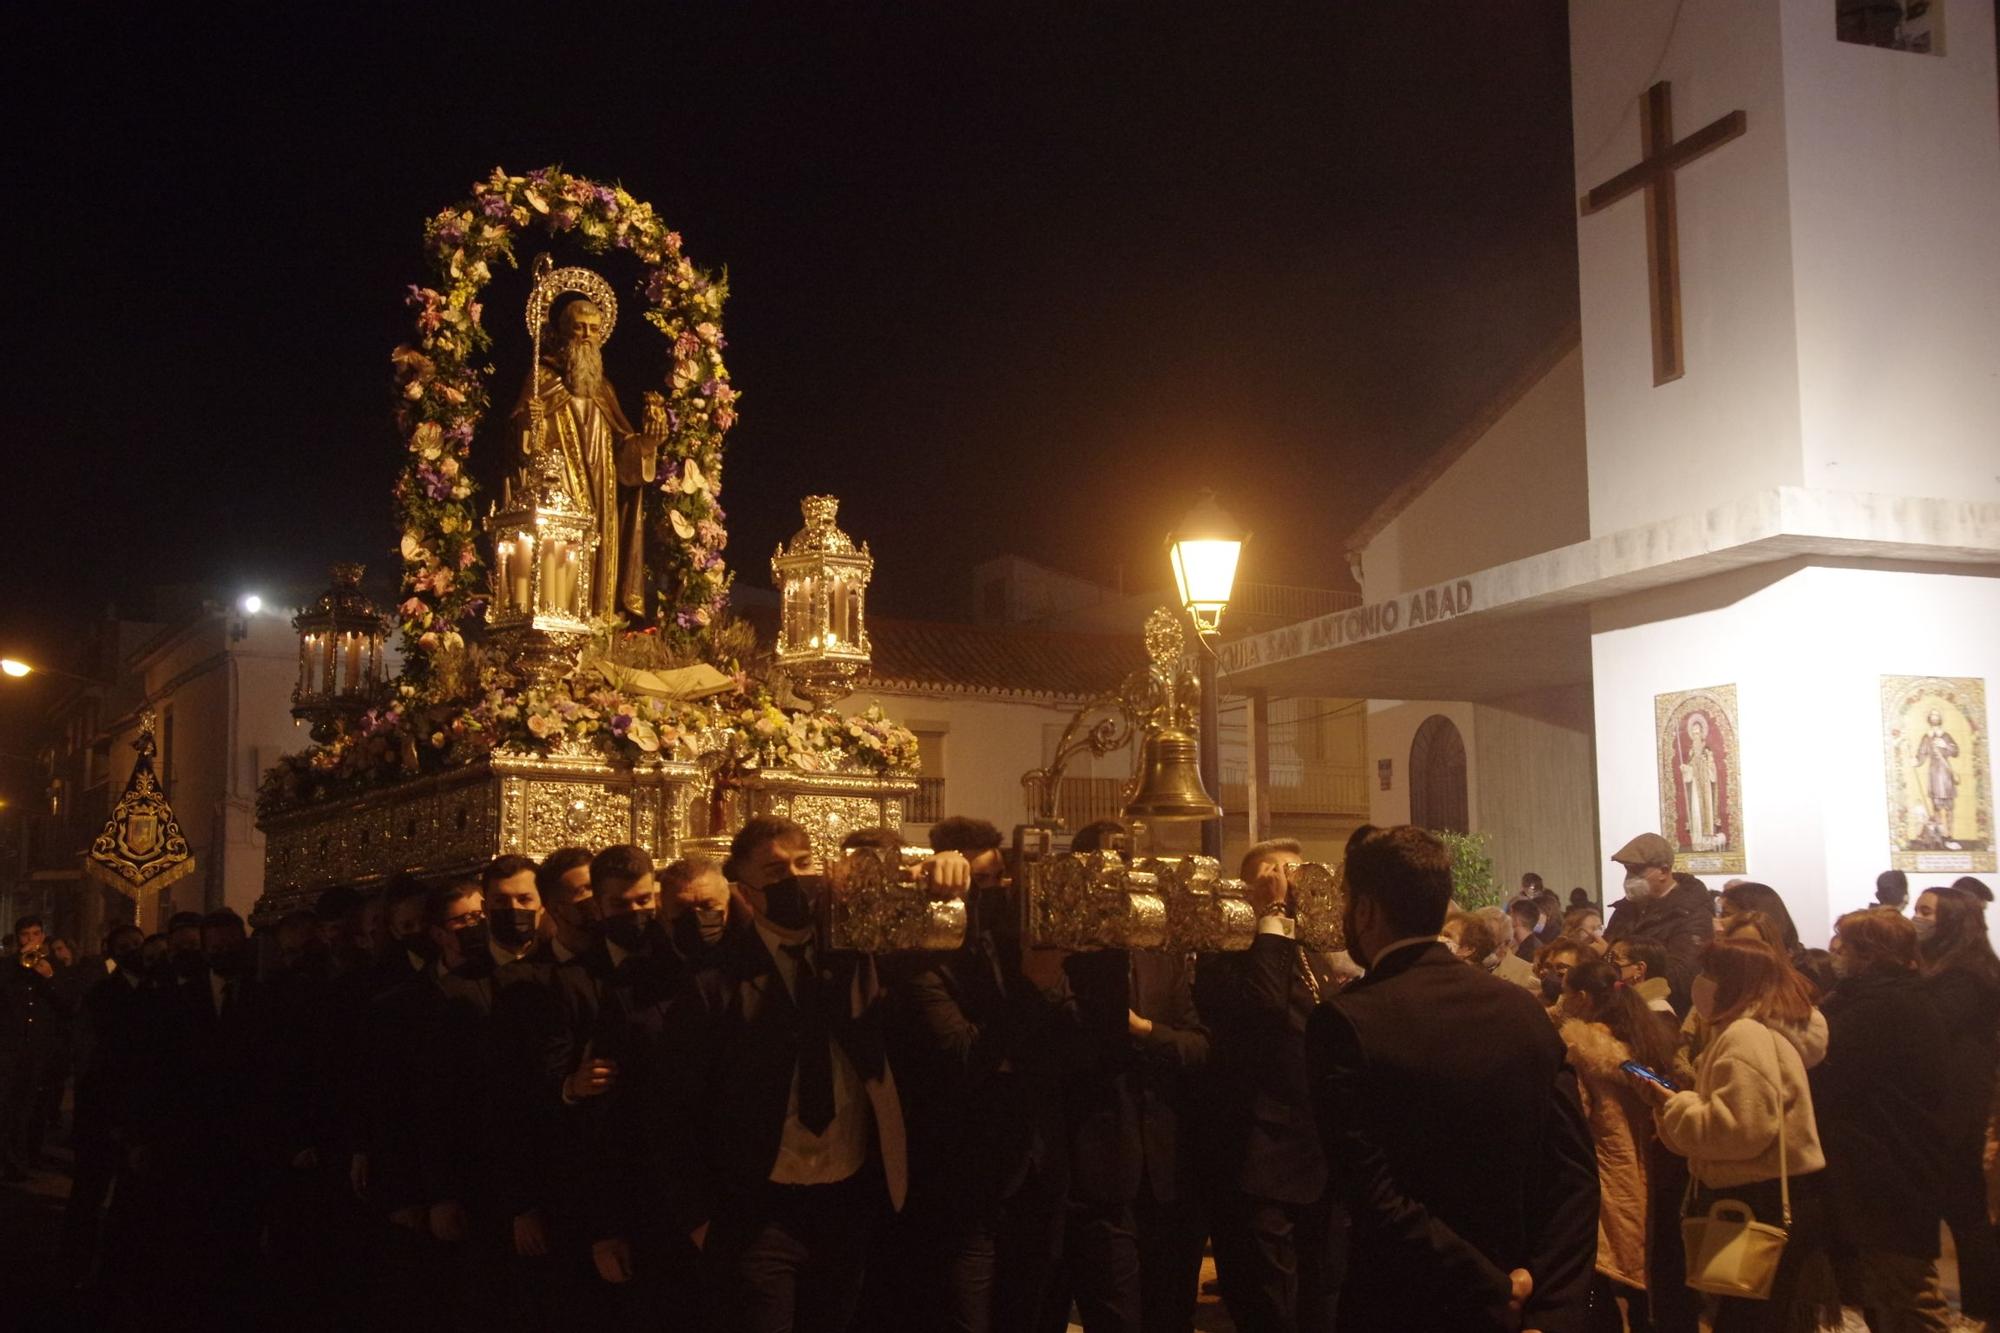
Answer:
1432 828 1502 911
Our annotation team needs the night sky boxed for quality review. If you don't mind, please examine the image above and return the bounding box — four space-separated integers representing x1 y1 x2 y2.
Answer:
2 2 1577 670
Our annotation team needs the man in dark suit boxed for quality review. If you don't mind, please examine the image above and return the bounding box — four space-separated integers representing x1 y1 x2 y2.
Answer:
1195 838 1335 1333
1307 825 1597 1333
880 816 1069 1333
655 815 907 1333
131 907 278 1323
54 923 148 1285
488 848 615 1325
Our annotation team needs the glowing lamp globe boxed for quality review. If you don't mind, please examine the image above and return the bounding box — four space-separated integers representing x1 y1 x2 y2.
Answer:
1168 491 1246 636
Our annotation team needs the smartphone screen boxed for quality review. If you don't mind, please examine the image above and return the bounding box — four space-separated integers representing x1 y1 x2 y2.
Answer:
1619 1059 1678 1092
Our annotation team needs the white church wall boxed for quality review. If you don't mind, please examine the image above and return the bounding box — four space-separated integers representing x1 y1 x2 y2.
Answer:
1365 700 1479 832
1570 0 1807 536
1473 686 1601 904
1361 345 1590 602
850 688 1082 838
1591 561 2000 951
1777 0 2000 503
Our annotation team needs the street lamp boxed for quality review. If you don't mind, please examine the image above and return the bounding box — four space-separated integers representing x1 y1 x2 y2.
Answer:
1168 490 1246 637
1167 491 1245 858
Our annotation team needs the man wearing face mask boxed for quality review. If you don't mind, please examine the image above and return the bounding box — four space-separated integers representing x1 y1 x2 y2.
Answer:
1601 833 1713 1016
655 815 907 1332
405 880 532 1329
488 848 612 1324
1306 825 1597 1333
873 818 1068 1333
55 924 149 1284
577 847 727 1323
131 909 275 1323
1194 838 1331 1333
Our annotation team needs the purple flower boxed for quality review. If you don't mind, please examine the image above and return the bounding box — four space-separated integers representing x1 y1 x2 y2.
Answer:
478 192 512 220
609 713 633 738
700 379 721 397
526 168 552 189
435 217 466 246
445 421 474 445
594 185 618 209
676 609 700 631
644 268 669 303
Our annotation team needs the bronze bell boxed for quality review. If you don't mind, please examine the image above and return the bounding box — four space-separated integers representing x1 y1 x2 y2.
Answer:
1122 726 1222 823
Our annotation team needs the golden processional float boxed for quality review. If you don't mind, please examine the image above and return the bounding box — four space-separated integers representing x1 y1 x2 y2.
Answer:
254 164 1344 952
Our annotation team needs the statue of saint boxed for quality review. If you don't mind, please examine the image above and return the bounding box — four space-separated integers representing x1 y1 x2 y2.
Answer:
1915 708 1960 839
511 297 667 620
1679 713 1721 849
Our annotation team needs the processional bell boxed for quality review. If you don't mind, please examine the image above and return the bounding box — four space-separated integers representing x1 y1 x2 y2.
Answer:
1122 724 1222 823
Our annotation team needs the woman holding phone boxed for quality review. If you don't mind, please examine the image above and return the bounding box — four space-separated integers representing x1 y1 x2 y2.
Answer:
1557 957 1685 1331
1641 936 1834 1332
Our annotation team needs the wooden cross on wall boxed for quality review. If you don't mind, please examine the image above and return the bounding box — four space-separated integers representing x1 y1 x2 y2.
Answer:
1580 81 1746 386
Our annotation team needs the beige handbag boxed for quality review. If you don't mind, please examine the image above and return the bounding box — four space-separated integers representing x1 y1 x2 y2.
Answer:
1680 1025 1792 1300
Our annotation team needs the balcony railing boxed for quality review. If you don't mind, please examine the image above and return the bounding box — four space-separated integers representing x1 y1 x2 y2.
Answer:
1218 764 1370 816
1020 775 1133 829
907 776 946 825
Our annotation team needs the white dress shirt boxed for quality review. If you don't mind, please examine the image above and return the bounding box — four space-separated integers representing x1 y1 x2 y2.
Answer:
754 919 872 1186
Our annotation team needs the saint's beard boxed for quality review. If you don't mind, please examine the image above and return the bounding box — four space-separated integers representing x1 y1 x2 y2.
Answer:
561 336 604 400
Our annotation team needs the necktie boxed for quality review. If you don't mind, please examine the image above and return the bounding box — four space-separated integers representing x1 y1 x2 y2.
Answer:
784 942 836 1135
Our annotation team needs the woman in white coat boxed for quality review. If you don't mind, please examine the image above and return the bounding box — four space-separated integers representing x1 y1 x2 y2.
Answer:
1636 934 1835 1333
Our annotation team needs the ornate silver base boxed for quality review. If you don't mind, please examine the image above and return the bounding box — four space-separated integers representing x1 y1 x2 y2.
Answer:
254 748 698 921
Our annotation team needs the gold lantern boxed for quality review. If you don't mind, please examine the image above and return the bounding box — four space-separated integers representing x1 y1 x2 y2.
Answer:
292 563 389 743
772 495 874 711
485 446 598 681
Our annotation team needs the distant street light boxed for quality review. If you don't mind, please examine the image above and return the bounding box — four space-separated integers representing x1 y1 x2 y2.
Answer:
241 593 264 616
1167 491 1246 859
0 658 95 684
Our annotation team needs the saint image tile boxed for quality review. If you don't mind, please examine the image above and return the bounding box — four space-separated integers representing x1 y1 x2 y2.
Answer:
1882 675 1994 875
1654 684 1745 875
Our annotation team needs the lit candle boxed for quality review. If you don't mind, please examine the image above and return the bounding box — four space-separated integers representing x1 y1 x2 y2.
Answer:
344 632 361 690
496 546 510 611
562 547 578 612
511 531 533 612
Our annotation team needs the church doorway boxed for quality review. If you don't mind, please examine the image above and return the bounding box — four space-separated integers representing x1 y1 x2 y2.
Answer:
1409 714 1469 833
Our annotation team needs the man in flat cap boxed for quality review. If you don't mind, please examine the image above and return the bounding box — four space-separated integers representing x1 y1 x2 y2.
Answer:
1600 833 1712 1016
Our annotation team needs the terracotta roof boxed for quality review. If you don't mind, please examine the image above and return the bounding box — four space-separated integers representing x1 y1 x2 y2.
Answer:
740 605 1144 699
1343 320 1581 557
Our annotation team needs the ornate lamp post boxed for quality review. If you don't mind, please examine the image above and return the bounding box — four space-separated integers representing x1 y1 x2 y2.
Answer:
1167 492 1245 857
772 495 874 711
484 447 599 681
292 563 390 743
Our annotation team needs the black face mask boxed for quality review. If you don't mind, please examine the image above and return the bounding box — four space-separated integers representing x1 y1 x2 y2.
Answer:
761 875 820 932
403 932 440 964
692 906 727 947
111 948 143 974
451 921 491 961
172 950 208 980
1540 972 1564 1004
602 912 652 953
489 907 539 950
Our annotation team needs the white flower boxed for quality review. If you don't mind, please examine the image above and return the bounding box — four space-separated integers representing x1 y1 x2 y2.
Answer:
669 509 695 540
